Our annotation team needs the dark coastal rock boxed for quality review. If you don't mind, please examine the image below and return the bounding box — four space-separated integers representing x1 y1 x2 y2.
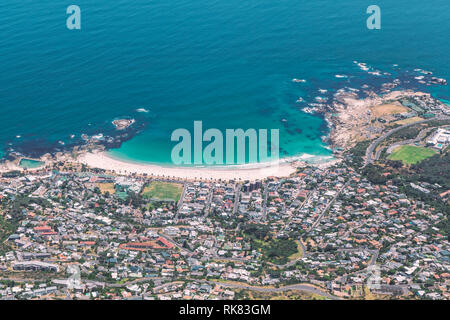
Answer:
1 116 149 162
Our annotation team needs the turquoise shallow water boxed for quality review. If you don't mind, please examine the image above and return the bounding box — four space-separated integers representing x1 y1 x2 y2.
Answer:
0 0 449 165
19 159 44 169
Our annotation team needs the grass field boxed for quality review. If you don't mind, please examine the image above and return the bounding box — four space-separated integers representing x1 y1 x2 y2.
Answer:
390 116 424 126
142 181 183 202
388 145 437 165
97 183 115 194
371 104 409 117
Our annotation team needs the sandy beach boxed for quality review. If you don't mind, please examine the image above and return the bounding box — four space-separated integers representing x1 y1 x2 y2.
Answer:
77 151 299 181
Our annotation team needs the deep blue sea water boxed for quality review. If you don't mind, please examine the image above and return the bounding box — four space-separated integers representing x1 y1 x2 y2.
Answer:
0 0 449 164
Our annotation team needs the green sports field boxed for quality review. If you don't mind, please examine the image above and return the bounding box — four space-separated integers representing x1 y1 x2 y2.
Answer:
388 145 437 165
142 181 183 202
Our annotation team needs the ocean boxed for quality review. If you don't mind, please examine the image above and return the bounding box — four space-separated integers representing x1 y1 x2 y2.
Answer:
0 0 449 165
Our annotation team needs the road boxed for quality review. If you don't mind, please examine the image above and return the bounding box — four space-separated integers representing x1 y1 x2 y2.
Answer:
107 277 341 300
158 231 249 263
363 116 450 167
277 189 312 237
267 240 307 269
107 277 341 299
377 126 434 160
0 275 340 299
337 248 379 266
203 281 342 300
307 179 350 233
174 183 188 221
204 187 214 218
232 184 241 215
262 182 268 220
158 232 192 255
368 249 380 266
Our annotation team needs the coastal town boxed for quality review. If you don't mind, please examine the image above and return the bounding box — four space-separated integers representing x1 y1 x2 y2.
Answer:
0 157 448 300
0 88 449 300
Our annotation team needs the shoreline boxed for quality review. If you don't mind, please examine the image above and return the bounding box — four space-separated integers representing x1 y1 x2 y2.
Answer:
2 66 447 179
105 150 335 169
77 151 297 180
0 156 46 173
76 151 339 181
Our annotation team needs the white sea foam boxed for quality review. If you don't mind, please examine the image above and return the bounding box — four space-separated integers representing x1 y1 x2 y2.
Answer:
302 107 317 114
315 96 327 102
92 133 104 140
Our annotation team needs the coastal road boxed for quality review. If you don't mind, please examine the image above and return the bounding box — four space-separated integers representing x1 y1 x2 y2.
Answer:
363 116 450 167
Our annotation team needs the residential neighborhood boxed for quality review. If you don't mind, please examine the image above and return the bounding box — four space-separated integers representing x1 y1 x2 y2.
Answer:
0 154 448 300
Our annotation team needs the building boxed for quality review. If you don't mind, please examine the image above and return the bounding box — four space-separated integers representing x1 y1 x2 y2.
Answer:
13 261 59 272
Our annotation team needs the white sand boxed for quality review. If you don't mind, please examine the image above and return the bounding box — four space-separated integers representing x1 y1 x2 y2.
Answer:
77 151 298 181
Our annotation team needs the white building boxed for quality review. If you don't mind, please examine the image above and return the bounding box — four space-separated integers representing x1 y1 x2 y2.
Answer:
427 128 450 149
